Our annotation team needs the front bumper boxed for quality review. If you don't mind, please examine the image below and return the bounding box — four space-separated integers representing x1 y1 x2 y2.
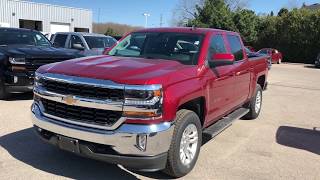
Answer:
31 103 174 171
4 71 34 92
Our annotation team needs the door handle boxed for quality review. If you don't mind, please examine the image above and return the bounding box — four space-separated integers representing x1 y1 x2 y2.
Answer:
236 70 250 76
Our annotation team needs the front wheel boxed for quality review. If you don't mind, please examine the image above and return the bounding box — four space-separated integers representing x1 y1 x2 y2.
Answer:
243 84 263 120
0 80 10 100
277 58 282 64
163 109 202 178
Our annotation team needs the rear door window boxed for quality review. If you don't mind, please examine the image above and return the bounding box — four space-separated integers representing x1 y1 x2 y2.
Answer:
227 35 244 61
53 34 68 48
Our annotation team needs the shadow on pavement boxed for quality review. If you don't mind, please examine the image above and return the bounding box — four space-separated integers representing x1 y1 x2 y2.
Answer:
276 126 320 155
5 92 33 101
304 65 319 69
0 128 139 180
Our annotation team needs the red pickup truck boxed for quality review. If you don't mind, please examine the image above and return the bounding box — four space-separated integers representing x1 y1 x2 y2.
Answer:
31 28 268 177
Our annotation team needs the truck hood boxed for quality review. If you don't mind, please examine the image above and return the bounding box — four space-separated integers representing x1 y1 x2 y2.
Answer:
39 55 195 85
0 45 80 59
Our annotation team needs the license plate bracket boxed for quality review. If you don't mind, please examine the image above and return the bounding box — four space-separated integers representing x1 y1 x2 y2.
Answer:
58 136 80 154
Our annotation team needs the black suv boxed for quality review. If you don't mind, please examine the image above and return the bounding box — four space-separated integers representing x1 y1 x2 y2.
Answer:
0 28 83 99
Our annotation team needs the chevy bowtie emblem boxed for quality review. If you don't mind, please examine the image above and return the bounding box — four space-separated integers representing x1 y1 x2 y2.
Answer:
62 96 77 105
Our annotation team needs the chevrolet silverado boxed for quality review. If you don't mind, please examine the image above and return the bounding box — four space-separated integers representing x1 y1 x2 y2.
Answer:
0 27 83 99
31 27 269 177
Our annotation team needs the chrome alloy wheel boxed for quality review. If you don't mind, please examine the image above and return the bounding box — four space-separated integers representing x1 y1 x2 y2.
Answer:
255 90 262 113
179 124 199 166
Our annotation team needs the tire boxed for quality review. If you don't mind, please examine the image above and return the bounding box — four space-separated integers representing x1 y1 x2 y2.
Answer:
277 58 282 64
243 84 262 120
163 109 202 178
0 80 10 100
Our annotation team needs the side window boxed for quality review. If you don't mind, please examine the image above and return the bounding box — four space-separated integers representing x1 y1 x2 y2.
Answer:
105 37 117 48
70 35 84 49
208 34 227 59
227 35 244 61
53 34 68 48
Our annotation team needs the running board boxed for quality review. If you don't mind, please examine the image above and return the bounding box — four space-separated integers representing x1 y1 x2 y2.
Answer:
202 108 249 144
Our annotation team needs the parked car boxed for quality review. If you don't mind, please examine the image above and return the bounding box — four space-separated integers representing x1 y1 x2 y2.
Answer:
315 53 320 68
31 27 269 178
0 27 83 99
245 47 272 69
51 32 117 56
258 48 282 64
245 46 255 52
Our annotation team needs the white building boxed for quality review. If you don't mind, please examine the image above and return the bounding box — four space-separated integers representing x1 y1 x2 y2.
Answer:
0 0 93 34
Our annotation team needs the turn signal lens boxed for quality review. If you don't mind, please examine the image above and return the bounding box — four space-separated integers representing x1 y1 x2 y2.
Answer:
123 111 158 118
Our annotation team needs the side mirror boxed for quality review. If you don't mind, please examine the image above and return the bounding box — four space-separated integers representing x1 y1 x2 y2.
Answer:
72 44 85 51
208 53 235 67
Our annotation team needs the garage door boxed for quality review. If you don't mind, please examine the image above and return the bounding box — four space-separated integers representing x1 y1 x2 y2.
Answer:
50 23 70 34
0 22 10 27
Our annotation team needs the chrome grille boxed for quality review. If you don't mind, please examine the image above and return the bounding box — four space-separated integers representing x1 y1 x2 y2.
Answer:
41 98 122 126
40 79 124 101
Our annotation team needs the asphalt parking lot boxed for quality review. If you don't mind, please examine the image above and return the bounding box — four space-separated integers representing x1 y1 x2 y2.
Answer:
0 64 319 180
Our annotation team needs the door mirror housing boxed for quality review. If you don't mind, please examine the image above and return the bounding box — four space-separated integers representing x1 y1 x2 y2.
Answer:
208 53 235 67
72 44 85 51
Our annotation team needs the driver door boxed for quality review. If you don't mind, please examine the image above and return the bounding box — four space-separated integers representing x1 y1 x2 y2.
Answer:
205 33 236 126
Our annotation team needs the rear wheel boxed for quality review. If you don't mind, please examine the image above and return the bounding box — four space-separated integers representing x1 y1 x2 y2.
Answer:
243 84 262 120
163 109 202 178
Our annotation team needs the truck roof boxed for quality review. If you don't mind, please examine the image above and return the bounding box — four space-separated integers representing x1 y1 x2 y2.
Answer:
54 32 108 37
134 27 238 35
0 27 38 32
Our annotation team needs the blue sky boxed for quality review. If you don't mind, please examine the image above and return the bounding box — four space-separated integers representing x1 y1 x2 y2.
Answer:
30 0 319 27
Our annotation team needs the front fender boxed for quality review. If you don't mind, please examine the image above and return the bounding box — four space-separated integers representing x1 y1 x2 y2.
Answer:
162 78 206 121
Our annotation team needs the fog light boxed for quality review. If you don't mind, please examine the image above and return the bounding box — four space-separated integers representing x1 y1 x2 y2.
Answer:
136 134 147 151
13 76 18 83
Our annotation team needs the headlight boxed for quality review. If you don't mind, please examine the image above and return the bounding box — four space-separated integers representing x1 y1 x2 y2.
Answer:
34 72 44 87
9 57 26 65
123 85 163 119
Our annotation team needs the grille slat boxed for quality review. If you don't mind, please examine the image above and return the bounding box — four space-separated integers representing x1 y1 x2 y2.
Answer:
41 98 122 126
40 79 124 101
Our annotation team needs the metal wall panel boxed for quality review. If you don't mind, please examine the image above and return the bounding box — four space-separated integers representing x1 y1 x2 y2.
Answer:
0 0 92 32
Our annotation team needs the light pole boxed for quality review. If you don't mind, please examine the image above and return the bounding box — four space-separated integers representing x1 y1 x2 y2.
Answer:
143 13 150 28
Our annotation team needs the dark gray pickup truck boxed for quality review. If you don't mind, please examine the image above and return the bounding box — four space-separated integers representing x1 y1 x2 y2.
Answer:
0 27 83 99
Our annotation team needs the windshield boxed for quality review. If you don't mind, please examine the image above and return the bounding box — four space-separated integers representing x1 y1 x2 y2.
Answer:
0 29 51 47
84 36 117 49
108 32 204 65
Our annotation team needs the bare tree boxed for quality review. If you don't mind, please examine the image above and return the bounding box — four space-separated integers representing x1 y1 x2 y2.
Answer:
171 0 204 26
93 22 142 36
225 0 250 11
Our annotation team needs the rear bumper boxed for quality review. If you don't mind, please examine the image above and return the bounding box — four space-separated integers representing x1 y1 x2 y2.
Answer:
31 103 174 171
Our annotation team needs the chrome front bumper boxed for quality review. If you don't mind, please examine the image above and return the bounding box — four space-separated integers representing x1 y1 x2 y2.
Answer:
31 103 174 157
